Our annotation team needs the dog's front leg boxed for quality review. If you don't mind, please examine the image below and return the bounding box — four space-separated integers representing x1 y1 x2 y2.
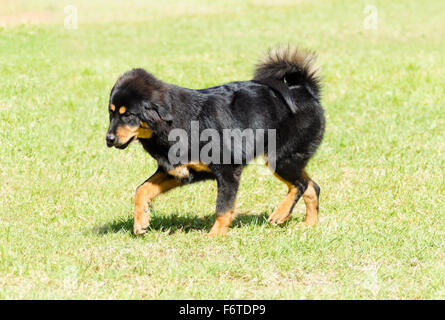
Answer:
133 168 180 235
208 166 242 236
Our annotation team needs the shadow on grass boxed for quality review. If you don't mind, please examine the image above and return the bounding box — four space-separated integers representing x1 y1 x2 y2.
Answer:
94 212 271 235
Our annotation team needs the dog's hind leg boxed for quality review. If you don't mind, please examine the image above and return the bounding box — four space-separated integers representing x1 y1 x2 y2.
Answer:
208 166 242 236
267 156 316 225
133 168 180 235
268 160 320 227
299 173 320 227
267 158 306 225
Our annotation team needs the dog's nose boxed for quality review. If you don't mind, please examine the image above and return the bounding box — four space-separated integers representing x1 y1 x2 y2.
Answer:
106 134 116 147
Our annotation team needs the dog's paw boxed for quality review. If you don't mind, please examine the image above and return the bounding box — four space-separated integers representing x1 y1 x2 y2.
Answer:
267 212 289 225
133 223 148 235
207 226 229 236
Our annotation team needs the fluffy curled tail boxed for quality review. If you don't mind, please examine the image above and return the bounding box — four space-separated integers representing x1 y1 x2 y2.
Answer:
253 45 321 100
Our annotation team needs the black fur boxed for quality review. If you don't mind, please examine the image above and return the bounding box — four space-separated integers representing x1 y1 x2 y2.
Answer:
106 45 325 231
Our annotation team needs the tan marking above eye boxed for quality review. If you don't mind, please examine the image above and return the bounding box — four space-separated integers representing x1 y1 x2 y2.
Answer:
110 104 115 112
119 106 127 114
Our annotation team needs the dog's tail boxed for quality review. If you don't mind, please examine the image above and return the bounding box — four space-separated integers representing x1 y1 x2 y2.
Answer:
253 45 321 111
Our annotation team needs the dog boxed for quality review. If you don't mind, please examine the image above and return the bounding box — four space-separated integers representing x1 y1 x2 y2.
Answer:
106 45 325 236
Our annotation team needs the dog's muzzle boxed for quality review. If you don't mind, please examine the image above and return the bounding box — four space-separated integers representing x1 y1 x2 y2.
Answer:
106 134 116 147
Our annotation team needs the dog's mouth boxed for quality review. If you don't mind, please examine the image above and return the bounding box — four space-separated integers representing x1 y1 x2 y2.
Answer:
115 136 136 149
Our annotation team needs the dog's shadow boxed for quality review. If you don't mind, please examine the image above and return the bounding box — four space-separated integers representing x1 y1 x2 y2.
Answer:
94 212 271 235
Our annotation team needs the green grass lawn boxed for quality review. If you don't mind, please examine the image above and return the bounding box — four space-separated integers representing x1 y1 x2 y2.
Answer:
0 0 444 299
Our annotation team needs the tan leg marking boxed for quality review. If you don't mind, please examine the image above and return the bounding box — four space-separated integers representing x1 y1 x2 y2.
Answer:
268 173 298 225
168 166 190 179
187 162 211 172
208 208 235 236
298 180 319 227
168 162 211 179
133 172 180 235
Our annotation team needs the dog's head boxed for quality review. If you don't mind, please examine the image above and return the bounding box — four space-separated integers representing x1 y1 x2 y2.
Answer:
106 68 173 149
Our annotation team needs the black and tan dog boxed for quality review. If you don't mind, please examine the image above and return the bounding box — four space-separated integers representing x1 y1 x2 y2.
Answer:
106 46 325 236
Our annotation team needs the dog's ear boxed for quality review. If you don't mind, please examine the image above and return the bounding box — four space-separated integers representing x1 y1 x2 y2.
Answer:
152 102 173 122
141 100 173 123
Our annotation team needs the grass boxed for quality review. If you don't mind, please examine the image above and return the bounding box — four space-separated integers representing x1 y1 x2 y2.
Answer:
0 0 444 299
